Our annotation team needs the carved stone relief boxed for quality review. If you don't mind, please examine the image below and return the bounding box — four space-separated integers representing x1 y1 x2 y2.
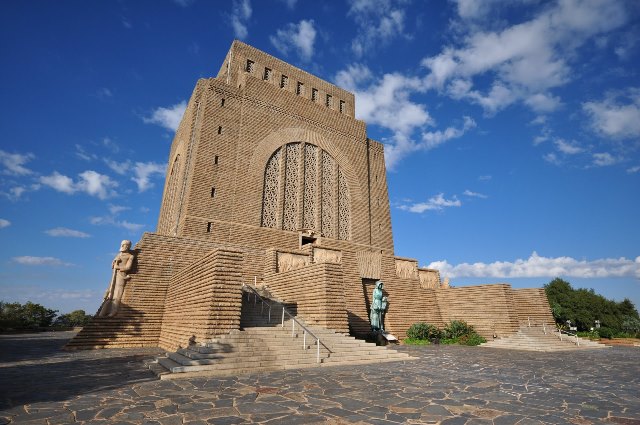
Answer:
356 251 382 279
277 252 310 273
418 268 441 289
313 248 342 265
395 258 418 279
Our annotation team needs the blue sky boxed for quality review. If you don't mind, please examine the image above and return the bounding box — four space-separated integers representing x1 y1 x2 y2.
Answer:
1 0 639 316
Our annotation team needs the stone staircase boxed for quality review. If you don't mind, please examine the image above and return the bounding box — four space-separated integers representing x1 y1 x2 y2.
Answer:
150 290 415 379
480 325 608 352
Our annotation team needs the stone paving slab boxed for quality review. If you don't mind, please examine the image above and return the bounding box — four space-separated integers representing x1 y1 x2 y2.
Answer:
1 332 639 424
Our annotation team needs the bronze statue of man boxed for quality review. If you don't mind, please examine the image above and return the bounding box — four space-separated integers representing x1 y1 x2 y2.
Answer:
98 240 135 317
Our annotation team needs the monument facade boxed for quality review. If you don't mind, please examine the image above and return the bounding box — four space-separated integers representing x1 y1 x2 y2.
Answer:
68 41 554 350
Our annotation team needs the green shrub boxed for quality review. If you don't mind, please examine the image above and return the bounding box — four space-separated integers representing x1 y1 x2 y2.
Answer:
597 327 614 339
459 332 487 346
443 320 474 339
406 322 441 340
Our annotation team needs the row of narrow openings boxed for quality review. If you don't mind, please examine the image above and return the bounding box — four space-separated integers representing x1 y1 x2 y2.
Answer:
245 59 347 114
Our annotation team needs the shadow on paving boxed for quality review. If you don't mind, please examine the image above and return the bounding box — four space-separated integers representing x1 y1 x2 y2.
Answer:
0 331 162 410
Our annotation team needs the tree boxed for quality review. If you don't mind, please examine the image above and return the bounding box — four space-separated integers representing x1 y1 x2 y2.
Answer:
54 310 92 327
544 279 640 333
0 301 58 330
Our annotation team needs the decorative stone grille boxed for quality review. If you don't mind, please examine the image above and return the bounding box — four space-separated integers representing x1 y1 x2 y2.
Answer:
303 143 317 230
338 170 350 240
282 143 300 231
321 151 335 238
261 148 281 228
261 142 350 240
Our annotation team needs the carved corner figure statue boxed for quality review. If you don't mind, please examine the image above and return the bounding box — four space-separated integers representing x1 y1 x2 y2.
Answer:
98 240 135 317
370 280 387 332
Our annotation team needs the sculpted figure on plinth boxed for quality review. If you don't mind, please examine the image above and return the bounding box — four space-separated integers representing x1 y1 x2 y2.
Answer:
98 240 135 317
370 280 387 332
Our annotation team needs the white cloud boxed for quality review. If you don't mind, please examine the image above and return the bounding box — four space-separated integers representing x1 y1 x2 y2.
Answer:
109 204 130 215
143 100 187 132
270 20 317 62
463 190 487 199
105 159 132 175
421 116 476 150
45 227 90 238
75 144 98 161
423 0 629 113
90 216 145 233
335 64 478 169
543 152 561 166
39 172 76 194
554 139 584 155
347 0 408 57
76 171 118 199
627 165 640 174
12 256 74 267
525 92 562 113
583 90 640 139
0 218 10 228
397 193 461 213
230 0 252 39
39 170 118 200
91 202 144 233
0 149 34 176
132 162 166 192
592 152 619 167
429 252 640 279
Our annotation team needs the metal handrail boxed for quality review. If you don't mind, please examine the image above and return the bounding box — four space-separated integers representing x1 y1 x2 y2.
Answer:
524 317 548 335
242 283 324 363
523 317 580 345
556 328 580 346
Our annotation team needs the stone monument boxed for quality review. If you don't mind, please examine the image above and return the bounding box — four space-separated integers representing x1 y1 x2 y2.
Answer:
67 40 556 350
97 240 135 318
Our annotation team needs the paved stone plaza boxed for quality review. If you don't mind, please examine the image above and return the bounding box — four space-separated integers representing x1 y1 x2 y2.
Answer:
1 332 638 425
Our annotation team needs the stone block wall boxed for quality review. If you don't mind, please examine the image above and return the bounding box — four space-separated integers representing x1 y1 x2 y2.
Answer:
511 288 555 326
435 284 521 339
159 249 244 351
67 233 243 349
378 255 444 338
265 262 350 333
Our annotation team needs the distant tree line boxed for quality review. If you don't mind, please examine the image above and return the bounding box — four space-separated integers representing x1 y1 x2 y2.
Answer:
0 301 93 331
545 278 640 337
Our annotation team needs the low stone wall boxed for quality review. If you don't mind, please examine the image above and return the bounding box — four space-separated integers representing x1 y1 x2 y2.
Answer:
435 284 521 339
265 262 349 333
159 249 244 351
